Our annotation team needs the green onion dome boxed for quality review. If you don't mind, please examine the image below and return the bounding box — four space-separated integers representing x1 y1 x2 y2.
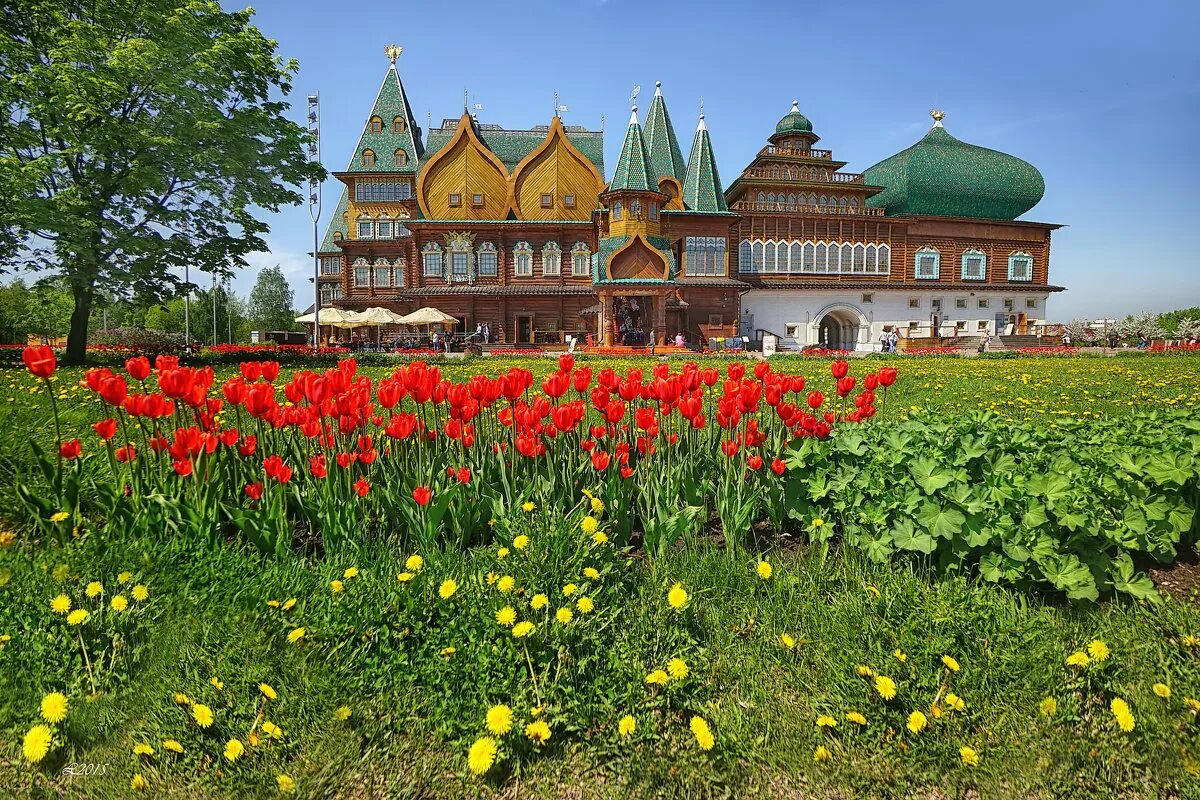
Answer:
774 100 813 136
864 111 1045 220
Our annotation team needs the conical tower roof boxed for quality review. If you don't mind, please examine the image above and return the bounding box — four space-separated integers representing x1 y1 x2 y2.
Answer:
682 113 727 212
609 105 653 192
643 82 686 185
344 46 424 173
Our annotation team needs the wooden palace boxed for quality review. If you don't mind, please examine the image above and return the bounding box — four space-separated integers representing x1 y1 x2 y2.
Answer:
311 46 1063 351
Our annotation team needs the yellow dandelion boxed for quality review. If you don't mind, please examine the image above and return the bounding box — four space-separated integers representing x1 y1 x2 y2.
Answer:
1066 650 1090 667
531 593 549 610
330 580 344 594
960 746 980 766
525 719 552 745
67 609 88 625
942 655 961 672
618 715 636 736
224 738 244 761
668 582 688 609
117 571 132 584
210 677 223 691
562 582 577 597
591 497 605 513
276 774 297 793
287 627 306 644
522 502 536 513
906 710 928 734
486 704 513 735
343 566 359 579
667 658 689 680
930 703 944 719
690 716 714 750
874 675 897 700
946 693 965 712
645 669 669 686
0 531 13 548
110 594 128 612
50 511 69 523
85 581 103 599
131 584 149 602
334 705 352 721
1088 640 1110 663
556 607 573 624
756 561 773 580
497 547 509 559
846 711 867 725
192 703 214 727
894 649 907 663
1153 683 1171 699
1110 697 1135 732
439 579 458 599
163 739 183 753
50 594 71 614
131 774 148 791
405 554 424 571
173 692 191 706
592 531 609 545
262 721 282 739
1182 634 1198 647
866 584 881 597
133 743 154 756
397 571 414 582
1184 698 1200 712
467 736 498 775
259 682 277 701
581 516 599 534
23 724 52 763
816 714 837 728
267 599 280 608
496 606 517 626
781 633 796 649
485 572 498 585
512 621 535 638
576 596 594 613
497 575 515 593
1039 696 1057 717
856 664 874 677
40 692 68 724
513 534 529 550
814 744 831 763
583 567 600 580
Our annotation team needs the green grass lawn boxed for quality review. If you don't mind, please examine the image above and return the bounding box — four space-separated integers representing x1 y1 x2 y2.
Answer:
1 354 1199 799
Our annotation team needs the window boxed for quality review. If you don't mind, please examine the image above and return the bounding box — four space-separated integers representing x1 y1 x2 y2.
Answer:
321 256 340 275
477 243 497 276
451 251 469 277
356 216 373 239
393 261 405 287
908 297 920 309
571 243 590 276
708 314 723 326
752 241 765 271
961 249 987 281
785 324 801 338
369 116 383 133
685 236 726 276
513 242 533 276
977 298 989 309
861 293 874 304
471 193 484 207
803 242 816 272
541 194 553 208
355 180 411 201
738 240 753 273
931 298 943 311
956 321 967 330
955 298 967 309
374 261 391 289
332 283 343 299
852 243 865 273
914 247 940 279
448 193 461 207
789 242 803 272
422 243 442 277
763 241 777 273
1026 298 1039 309
376 220 392 240
630 200 640 216
1008 251 1033 281
320 284 335 305
542 242 561 276
1003 298 1014 311
649 203 658 220
392 149 408 168
332 231 343 242
814 242 828 272
877 244 891 274
392 116 406 133
612 201 622 220
564 194 576 208
361 149 376 167
353 258 370 288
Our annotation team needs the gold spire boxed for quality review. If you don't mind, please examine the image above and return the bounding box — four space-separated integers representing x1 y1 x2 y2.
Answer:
931 109 945 127
384 44 403 65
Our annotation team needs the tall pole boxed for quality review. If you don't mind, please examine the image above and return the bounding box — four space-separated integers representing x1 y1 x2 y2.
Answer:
226 279 233 344
307 92 322 350
211 272 218 346
183 216 191 349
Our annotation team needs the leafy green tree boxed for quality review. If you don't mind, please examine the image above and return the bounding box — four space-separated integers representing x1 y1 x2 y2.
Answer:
1158 307 1200 336
247 265 298 332
0 1 323 363
0 280 33 344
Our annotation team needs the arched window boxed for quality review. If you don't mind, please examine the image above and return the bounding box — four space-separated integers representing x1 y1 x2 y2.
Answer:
356 214 373 240
961 248 987 280
789 242 803 272
392 116 406 133
477 242 498 276
766 192 776 208
369 116 383 133
852 243 866 272
361 149 376 167
542 242 562 276
914 246 940 279
803 241 816 272
878 244 891 273
422 242 443 277
648 202 658 220
818 195 828 209
739 239 753 273
815 242 828 273
786 194 796 210
513 242 533 276
841 243 854 272
393 257 405 287
374 258 392 289
612 201 622 220
1008 251 1033 281
448 236 472 279
393 149 408 168
757 191 767 206
571 242 590 277
839 197 849 208
850 197 859 209
808 193 818 206
763 241 777 272
332 231 343 242
865 244 877 273
751 241 765 272
353 257 370 288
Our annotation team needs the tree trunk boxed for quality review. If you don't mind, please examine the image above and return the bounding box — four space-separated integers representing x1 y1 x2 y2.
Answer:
65 285 93 366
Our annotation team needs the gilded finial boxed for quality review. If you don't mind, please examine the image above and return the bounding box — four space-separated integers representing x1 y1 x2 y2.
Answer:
931 109 945 127
384 44 403 65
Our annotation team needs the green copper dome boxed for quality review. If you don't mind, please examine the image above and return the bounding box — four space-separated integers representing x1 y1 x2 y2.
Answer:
864 115 1045 220
774 100 813 135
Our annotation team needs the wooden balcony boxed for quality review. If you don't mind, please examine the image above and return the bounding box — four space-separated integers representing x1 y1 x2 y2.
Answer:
730 201 885 216
742 166 865 184
759 145 833 160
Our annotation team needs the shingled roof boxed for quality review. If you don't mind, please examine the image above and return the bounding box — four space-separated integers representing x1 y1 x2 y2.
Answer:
681 114 729 213
344 62 424 174
421 119 604 174
643 83 686 185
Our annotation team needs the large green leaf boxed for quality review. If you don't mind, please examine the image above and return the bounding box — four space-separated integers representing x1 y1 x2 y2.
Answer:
916 501 966 540
910 457 953 495
892 518 937 554
1111 553 1161 603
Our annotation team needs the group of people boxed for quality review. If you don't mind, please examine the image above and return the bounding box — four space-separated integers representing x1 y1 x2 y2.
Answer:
877 329 901 353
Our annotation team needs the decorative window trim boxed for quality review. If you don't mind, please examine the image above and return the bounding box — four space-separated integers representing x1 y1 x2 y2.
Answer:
914 246 940 280
356 215 373 240
685 236 727 277
1007 251 1033 281
564 194 576 208
369 116 383 133
540 193 553 208
961 249 987 281
376 219 393 240
353 258 370 288
392 116 407 133
1026 298 1039 309
477 242 498 276
734 239 890 275
422 242 443 277
571 242 590 277
392 149 408 168
513 242 533 277
612 201 622 221
542 242 562 276
374 259 392 289
361 149 376 167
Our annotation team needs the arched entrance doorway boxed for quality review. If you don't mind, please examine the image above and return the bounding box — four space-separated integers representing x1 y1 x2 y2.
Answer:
815 307 863 351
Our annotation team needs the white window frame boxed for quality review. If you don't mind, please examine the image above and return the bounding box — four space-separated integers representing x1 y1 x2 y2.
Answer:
376 220 393 240
915 247 940 280
1026 298 1039 309
571 243 590 276
422 243 442 277
513 242 533 277
477 242 497 276
1008 251 1033 282
541 242 562 276
356 217 373 240
374 260 392 289
353 258 370 288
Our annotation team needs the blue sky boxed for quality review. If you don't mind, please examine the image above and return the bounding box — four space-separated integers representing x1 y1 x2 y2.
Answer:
238 0 1200 321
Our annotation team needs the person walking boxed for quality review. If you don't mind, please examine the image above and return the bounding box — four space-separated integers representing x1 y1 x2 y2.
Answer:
483 322 490 343
1108 331 1119 349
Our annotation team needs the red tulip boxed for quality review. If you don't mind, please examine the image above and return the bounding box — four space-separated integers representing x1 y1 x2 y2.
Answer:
770 458 786 475
619 466 634 479
125 355 151 381
22 345 56 379
747 455 763 470
243 482 263 501
93 419 118 441
59 439 82 460
456 467 471 484
115 444 137 463
878 367 897 387
354 477 370 497
412 485 432 506
836 376 856 398
173 459 193 477
807 392 824 410
831 360 849 379
309 454 327 478
263 455 292 484
261 361 280 382
720 440 739 458
239 361 262 382
863 373 878 390
591 450 611 471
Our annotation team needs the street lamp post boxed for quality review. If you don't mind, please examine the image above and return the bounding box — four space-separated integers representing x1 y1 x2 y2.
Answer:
183 216 191 350
307 93 322 350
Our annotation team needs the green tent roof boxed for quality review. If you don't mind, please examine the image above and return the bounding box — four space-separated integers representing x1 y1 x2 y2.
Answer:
864 119 1045 220
643 83 686 185
318 188 349 253
681 115 728 213
608 108 653 192
344 64 424 174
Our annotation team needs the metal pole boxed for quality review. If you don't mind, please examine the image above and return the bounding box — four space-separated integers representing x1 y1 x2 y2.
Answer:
307 92 322 350
212 272 218 346
226 280 233 344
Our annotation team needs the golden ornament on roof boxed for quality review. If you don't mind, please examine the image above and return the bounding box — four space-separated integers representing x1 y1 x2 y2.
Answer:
385 44 403 65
